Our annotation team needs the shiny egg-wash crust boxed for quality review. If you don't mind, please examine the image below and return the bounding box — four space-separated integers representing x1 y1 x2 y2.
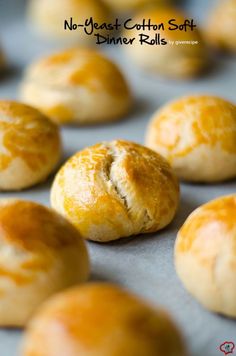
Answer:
20 49 132 125
175 195 236 318
51 140 179 242
0 101 61 191
21 283 186 356
0 199 89 327
146 95 236 182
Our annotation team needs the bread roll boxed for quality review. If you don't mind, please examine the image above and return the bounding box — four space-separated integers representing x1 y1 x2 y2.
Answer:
28 0 110 45
146 95 236 182
21 283 186 356
51 140 179 242
175 194 236 318
205 0 236 53
20 49 132 125
0 100 61 190
124 6 208 78
103 0 166 13
0 199 89 327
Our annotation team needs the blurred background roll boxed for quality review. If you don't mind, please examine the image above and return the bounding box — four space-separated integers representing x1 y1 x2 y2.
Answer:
102 0 169 13
27 0 111 45
123 6 209 79
22 283 186 356
20 48 132 125
205 0 236 54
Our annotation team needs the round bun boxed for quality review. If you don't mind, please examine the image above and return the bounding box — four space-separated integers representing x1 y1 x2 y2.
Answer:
51 139 179 242
175 194 236 318
103 0 166 13
28 0 110 45
124 7 208 78
20 49 132 125
21 283 186 356
0 100 61 190
0 199 89 327
145 95 236 183
205 0 236 53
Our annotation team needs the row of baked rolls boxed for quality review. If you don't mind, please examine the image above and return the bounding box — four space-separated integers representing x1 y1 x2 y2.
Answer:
22 7 209 81
0 159 234 353
27 0 174 45
0 152 234 337
0 94 235 191
27 0 236 55
1 1 236 91
17 192 235 351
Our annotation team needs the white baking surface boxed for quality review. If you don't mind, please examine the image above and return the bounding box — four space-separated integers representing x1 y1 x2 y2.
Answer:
0 1 236 355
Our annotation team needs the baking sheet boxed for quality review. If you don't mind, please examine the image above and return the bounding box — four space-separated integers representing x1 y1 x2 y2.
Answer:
0 1 236 355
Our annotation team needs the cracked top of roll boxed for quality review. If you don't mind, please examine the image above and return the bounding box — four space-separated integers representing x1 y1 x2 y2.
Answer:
50 140 179 242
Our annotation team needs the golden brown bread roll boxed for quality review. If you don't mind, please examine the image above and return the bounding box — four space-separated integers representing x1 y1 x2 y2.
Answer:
175 195 236 318
21 283 186 356
27 0 110 45
145 95 236 183
0 100 61 190
103 0 166 13
205 0 236 53
20 49 132 125
0 199 89 327
51 140 179 242
124 6 208 78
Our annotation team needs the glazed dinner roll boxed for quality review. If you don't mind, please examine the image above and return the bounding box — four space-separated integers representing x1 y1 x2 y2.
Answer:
124 6 208 78
103 0 166 13
21 283 186 356
20 49 132 125
51 140 179 242
205 0 236 53
0 199 89 327
28 0 110 45
0 100 61 190
146 95 236 183
175 195 236 317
